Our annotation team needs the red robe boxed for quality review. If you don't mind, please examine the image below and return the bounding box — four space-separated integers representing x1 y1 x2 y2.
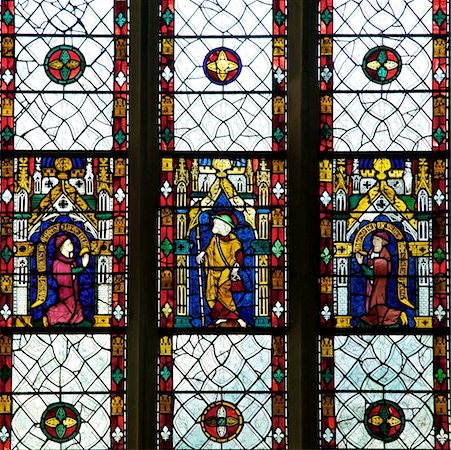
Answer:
47 252 84 325
360 246 402 326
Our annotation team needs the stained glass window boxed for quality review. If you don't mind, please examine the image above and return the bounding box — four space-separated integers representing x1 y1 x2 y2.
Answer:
319 0 450 448
0 1 128 448
160 0 286 153
158 1 287 448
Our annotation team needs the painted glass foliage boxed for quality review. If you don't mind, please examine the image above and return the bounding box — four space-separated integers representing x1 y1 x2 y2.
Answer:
158 1 287 449
159 0 287 152
0 1 129 448
319 1 450 448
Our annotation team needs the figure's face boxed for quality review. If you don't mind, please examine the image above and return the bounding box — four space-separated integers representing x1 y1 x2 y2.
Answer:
60 239 74 254
212 218 232 236
372 236 385 252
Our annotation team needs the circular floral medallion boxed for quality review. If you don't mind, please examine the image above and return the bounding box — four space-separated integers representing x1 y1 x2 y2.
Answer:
203 47 242 85
364 400 405 442
41 402 81 443
44 45 86 85
200 401 244 443
362 46 402 84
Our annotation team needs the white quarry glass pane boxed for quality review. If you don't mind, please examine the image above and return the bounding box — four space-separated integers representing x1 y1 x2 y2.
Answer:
334 335 433 392
172 334 271 392
335 392 434 449
15 0 115 35
333 92 432 152
15 93 113 151
173 393 272 450
11 393 110 450
174 0 273 36
333 0 433 35
333 38 432 92
174 37 272 92
12 334 111 393
174 93 272 152
16 37 114 93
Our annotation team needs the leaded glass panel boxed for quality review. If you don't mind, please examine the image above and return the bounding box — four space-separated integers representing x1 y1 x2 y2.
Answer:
318 0 450 448
158 157 286 329
159 0 287 152
320 0 448 153
320 334 449 448
319 157 448 329
1 0 129 152
158 334 286 449
1 1 129 448
158 1 288 448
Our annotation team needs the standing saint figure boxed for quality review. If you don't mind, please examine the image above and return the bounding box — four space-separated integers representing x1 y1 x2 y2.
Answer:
196 212 247 328
355 230 408 326
45 234 90 326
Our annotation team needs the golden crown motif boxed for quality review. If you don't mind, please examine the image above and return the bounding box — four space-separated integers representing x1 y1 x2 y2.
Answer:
115 39 127 59
434 95 446 117
273 336 284 356
322 397 334 416
321 277 332 294
114 216 126 235
162 38 174 55
2 159 13 177
272 208 284 227
160 394 172 413
434 336 446 356
0 336 11 355
273 160 284 174
319 160 332 182
435 274 446 293
161 269 173 289
2 37 13 56
1 98 13 117
161 96 173 116
114 98 127 118
273 96 285 115
435 395 447 415
320 219 331 238
273 37 285 56
114 274 125 293
272 270 284 289
1 275 12 294
434 159 446 178
273 394 285 416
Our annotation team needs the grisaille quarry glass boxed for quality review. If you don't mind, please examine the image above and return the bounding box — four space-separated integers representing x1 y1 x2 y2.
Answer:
0 0 129 448
158 1 287 448
319 0 450 448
